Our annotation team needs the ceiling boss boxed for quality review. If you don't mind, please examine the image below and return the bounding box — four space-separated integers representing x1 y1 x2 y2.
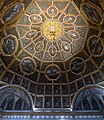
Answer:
42 20 63 41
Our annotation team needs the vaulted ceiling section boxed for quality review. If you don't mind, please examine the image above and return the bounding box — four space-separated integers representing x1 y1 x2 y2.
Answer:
0 0 104 109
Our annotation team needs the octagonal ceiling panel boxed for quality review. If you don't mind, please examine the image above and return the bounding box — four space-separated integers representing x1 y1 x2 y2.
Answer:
0 0 104 110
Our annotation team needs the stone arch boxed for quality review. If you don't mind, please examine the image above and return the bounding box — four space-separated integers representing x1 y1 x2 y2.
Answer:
72 85 104 111
0 85 33 111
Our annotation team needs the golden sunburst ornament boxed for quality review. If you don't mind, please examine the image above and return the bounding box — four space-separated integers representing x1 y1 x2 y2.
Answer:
42 20 63 41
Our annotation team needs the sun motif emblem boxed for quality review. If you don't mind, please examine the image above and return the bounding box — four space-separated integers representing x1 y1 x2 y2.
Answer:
42 20 63 41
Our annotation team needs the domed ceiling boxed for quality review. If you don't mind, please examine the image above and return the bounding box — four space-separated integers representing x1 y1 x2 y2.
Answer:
0 0 104 109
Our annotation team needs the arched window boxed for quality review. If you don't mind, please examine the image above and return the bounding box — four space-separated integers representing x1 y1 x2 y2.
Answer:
0 85 33 110
15 99 23 110
98 98 104 110
73 86 104 111
6 98 14 110
83 98 91 110
1 98 7 109
92 98 99 110
23 101 30 110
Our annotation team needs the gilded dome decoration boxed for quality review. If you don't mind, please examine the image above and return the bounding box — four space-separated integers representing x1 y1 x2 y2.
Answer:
0 0 104 111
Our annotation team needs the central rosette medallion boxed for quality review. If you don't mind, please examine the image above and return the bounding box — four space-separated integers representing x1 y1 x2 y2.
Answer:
42 20 63 41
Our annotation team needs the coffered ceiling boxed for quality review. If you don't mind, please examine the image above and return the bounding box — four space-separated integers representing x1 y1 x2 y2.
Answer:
0 0 104 109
